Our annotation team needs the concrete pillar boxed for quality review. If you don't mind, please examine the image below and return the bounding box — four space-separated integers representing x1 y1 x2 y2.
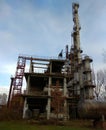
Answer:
29 59 33 73
47 98 51 120
48 77 51 96
50 61 52 73
47 76 51 120
23 98 28 118
26 75 30 94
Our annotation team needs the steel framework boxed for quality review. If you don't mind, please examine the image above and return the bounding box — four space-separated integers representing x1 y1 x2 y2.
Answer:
12 56 26 95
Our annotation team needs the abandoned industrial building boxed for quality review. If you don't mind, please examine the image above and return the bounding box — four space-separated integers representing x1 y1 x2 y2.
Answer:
8 3 106 121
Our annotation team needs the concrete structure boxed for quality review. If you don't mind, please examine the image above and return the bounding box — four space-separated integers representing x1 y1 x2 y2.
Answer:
21 3 95 120
9 3 100 120
22 58 70 119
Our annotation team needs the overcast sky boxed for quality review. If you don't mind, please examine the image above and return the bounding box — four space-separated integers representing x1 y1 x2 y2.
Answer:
0 0 106 94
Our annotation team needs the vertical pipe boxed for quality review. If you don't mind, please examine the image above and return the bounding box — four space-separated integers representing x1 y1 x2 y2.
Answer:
63 78 67 96
63 77 68 120
66 45 69 59
7 77 14 107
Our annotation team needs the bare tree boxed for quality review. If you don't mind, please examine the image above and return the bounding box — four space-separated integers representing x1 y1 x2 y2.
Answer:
0 93 7 105
102 51 106 89
51 80 65 121
102 50 106 63
92 69 106 100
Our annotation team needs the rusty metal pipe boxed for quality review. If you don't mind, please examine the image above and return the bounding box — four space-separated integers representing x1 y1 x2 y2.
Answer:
78 99 106 119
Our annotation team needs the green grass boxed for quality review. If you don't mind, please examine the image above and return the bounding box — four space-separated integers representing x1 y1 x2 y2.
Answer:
0 120 97 130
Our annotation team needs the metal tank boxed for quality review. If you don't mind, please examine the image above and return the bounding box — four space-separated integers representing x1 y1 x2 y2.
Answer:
78 100 106 119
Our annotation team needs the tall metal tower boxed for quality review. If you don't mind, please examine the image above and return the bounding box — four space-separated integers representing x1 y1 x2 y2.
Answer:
69 3 95 99
72 3 82 66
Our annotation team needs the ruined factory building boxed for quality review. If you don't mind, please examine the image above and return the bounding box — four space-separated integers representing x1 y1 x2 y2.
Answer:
8 3 106 122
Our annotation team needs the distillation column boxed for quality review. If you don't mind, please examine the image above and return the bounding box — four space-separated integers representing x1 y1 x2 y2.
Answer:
71 3 82 96
72 3 81 65
71 3 94 99
82 56 95 99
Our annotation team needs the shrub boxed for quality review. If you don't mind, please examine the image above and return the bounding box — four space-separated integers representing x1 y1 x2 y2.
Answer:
0 106 22 121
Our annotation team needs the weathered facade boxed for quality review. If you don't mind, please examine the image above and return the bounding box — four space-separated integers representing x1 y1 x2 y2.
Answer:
7 3 106 123
23 59 70 119
22 3 95 120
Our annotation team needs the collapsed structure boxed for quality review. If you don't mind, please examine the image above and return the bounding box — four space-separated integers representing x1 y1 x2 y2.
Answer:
8 3 106 120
